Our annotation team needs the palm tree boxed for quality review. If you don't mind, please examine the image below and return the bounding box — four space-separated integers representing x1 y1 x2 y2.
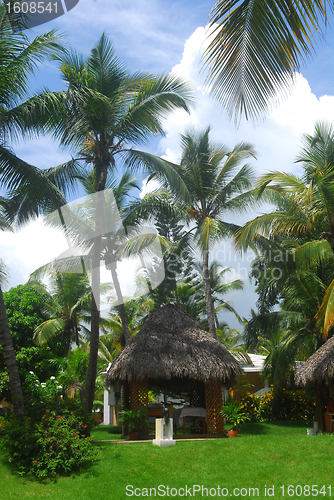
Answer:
144 127 256 338
192 260 244 327
0 5 66 412
31 273 93 357
203 0 330 120
20 33 192 412
236 121 334 337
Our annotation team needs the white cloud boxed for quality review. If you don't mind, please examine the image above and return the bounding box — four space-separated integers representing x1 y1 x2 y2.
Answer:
139 176 160 199
160 26 334 182
0 217 69 287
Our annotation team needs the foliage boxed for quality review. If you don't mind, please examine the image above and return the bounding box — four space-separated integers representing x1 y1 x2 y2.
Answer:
30 274 92 357
221 400 250 430
0 410 95 477
57 345 90 398
141 127 255 338
2 284 50 351
204 0 330 120
239 389 316 422
118 408 148 432
0 372 96 477
0 346 64 404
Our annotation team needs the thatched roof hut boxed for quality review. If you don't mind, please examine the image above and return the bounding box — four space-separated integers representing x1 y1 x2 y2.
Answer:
295 337 334 386
105 303 242 387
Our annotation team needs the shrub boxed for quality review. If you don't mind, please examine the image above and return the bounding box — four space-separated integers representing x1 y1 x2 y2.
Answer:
238 392 262 422
0 373 96 477
0 410 96 477
239 388 316 422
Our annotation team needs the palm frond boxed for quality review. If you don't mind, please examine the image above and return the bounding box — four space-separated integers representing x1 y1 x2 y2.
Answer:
203 0 328 120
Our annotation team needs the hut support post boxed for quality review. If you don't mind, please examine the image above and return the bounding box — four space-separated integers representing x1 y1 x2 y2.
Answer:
205 379 223 434
129 377 149 436
316 382 329 432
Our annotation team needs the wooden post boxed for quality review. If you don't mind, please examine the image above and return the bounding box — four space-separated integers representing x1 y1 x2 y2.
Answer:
205 379 223 434
129 377 149 436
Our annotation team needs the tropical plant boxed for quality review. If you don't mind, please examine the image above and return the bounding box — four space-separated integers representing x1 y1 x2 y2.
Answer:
30 273 93 357
221 401 250 431
118 408 148 433
21 34 192 412
192 260 244 327
0 3 80 412
237 121 334 340
204 0 331 120
139 127 256 338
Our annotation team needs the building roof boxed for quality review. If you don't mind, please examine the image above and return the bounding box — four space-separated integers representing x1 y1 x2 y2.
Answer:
239 353 266 373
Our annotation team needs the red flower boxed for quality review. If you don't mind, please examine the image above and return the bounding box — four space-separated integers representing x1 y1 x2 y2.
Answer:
34 461 38 464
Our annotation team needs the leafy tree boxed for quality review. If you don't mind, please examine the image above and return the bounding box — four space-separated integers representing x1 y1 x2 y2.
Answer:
204 0 332 120
0 3 74 411
141 127 256 338
21 36 192 411
237 121 334 337
144 208 195 309
3 284 49 350
31 273 93 357
0 284 63 403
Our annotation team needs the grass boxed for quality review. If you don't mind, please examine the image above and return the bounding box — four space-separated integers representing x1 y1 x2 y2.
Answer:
0 421 333 499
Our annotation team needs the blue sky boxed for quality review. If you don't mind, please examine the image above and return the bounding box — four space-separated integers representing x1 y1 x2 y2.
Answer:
3 0 334 328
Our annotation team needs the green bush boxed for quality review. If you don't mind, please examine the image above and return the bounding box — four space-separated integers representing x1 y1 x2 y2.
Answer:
239 389 316 422
0 373 96 477
0 410 96 477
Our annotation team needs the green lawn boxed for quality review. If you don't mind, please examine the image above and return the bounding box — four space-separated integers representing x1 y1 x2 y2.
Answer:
0 422 333 500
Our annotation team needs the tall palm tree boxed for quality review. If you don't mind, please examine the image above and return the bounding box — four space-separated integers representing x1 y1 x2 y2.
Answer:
0 4 66 412
31 273 93 357
192 260 244 327
236 121 334 337
140 127 256 338
204 0 331 120
20 33 192 412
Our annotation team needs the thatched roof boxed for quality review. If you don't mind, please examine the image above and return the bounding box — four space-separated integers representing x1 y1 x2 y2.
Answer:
295 337 334 386
105 304 242 386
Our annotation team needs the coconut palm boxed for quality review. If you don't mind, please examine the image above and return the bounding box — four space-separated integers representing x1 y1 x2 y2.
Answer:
18 33 192 412
236 121 334 337
204 0 331 120
0 5 67 412
31 273 93 357
140 128 256 338
192 260 244 327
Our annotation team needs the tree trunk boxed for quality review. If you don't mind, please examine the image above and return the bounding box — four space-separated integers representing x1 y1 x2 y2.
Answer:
203 251 217 339
0 287 23 413
84 188 104 412
109 263 131 345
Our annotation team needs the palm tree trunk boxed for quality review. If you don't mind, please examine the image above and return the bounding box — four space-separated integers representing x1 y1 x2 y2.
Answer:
0 287 23 413
84 189 104 412
109 263 131 346
203 251 217 339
